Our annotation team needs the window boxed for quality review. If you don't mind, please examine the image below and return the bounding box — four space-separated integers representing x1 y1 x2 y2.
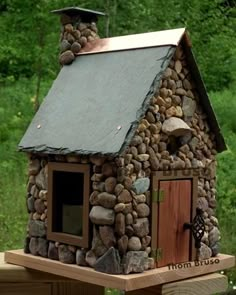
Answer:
47 162 90 248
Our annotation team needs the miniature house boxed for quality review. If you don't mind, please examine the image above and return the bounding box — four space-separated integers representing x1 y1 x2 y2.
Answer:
18 7 226 275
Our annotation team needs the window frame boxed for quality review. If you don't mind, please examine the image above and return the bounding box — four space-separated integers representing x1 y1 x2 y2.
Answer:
47 162 90 248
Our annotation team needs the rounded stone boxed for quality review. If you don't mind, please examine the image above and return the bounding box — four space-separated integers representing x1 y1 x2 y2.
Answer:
125 213 133 225
136 203 150 217
99 225 116 248
209 226 220 246
29 237 38 255
76 249 87 266
59 50 75 65
131 135 143 146
118 235 128 254
27 196 35 212
114 203 125 213
118 189 132 203
123 177 132 190
197 197 209 211
128 237 142 251
60 39 71 53
29 159 41 175
89 191 99 205
199 243 212 260
132 178 150 194
133 218 149 238
102 163 116 177
78 36 87 47
58 245 75 264
105 177 117 193
38 238 48 257
115 213 125 236
134 194 146 203
89 206 115 225
71 41 81 54
34 199 46 214
97 192 116 209
48 242 59 260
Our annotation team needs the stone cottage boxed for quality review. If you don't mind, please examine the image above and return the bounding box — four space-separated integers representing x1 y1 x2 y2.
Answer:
18 7 226 275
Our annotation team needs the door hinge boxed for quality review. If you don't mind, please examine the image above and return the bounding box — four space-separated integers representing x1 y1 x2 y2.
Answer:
152 189 165 202
151 248 163 262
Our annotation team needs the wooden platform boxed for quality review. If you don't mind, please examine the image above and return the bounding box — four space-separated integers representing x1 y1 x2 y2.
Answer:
5 250 235 292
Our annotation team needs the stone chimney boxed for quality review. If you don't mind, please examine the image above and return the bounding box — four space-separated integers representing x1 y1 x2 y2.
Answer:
52 7 105 65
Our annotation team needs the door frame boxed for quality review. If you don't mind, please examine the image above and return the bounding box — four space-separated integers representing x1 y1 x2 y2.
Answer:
151 169 198 267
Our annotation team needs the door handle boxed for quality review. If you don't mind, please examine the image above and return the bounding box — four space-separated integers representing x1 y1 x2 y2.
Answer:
184 208 205 250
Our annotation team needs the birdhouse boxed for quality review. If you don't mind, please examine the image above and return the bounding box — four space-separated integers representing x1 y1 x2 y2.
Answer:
5 7 235 286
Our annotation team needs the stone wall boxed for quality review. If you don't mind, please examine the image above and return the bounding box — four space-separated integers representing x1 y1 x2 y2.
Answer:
58 14 99 65
25 44 220 274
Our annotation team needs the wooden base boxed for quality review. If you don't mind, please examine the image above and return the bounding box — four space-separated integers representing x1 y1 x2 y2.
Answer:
5 250 235 291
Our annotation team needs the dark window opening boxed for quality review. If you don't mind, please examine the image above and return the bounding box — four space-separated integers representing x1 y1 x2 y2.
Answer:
47 162 90 248
167 136 182 155
52 171 84 236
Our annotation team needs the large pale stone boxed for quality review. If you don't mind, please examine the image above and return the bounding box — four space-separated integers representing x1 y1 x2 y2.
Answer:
162 117 191 137
199 243 212 260
89 206 115 225
132 178 150 194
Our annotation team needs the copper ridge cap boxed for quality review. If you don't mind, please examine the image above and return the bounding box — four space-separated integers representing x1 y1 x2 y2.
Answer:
78 28 190 56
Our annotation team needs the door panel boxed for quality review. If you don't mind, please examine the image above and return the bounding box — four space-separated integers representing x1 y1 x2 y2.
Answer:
157 180 191 267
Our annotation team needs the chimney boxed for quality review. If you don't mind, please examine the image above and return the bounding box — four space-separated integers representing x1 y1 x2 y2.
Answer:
52 7 105 65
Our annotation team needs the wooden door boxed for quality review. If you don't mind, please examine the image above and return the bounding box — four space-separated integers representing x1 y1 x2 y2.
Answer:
152 178 192 267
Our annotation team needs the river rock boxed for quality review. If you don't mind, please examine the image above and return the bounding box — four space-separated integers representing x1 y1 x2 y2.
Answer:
105 177 117 193
147 146 159 170
97 192 116 209
125 213 133 225
58 245 75 264
118 189 132 203
133 218 149 238
115 213 125 236
29 220 46 237
59 50 75 65
114 203 125 213
37 238 48 257
94 247 121 274
34 199 46 214
91 227 107 257
89 206 115 225
99 226 116 248
85 250 97 267
136 203 150 217
48 242 59 260
35 168 47 190
128 237 142 251
162 117 191 136
118 235 128 254
197 197 209 211
29 159 41 175
76 249 87 266
29 237 38 255
209 226 220 247
182 96 196 119
123 251 148 274
199 243 212 260
211 242 220 257
27 196 35 212
132 178 150 194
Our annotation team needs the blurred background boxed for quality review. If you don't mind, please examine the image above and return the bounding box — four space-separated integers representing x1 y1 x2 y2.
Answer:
0 0 235 291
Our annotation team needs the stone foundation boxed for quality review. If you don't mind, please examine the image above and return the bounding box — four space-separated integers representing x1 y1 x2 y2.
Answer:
25 44 220 274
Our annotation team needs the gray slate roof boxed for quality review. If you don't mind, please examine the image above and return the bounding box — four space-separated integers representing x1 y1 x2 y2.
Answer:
19 46 174 156
19 31 226 155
